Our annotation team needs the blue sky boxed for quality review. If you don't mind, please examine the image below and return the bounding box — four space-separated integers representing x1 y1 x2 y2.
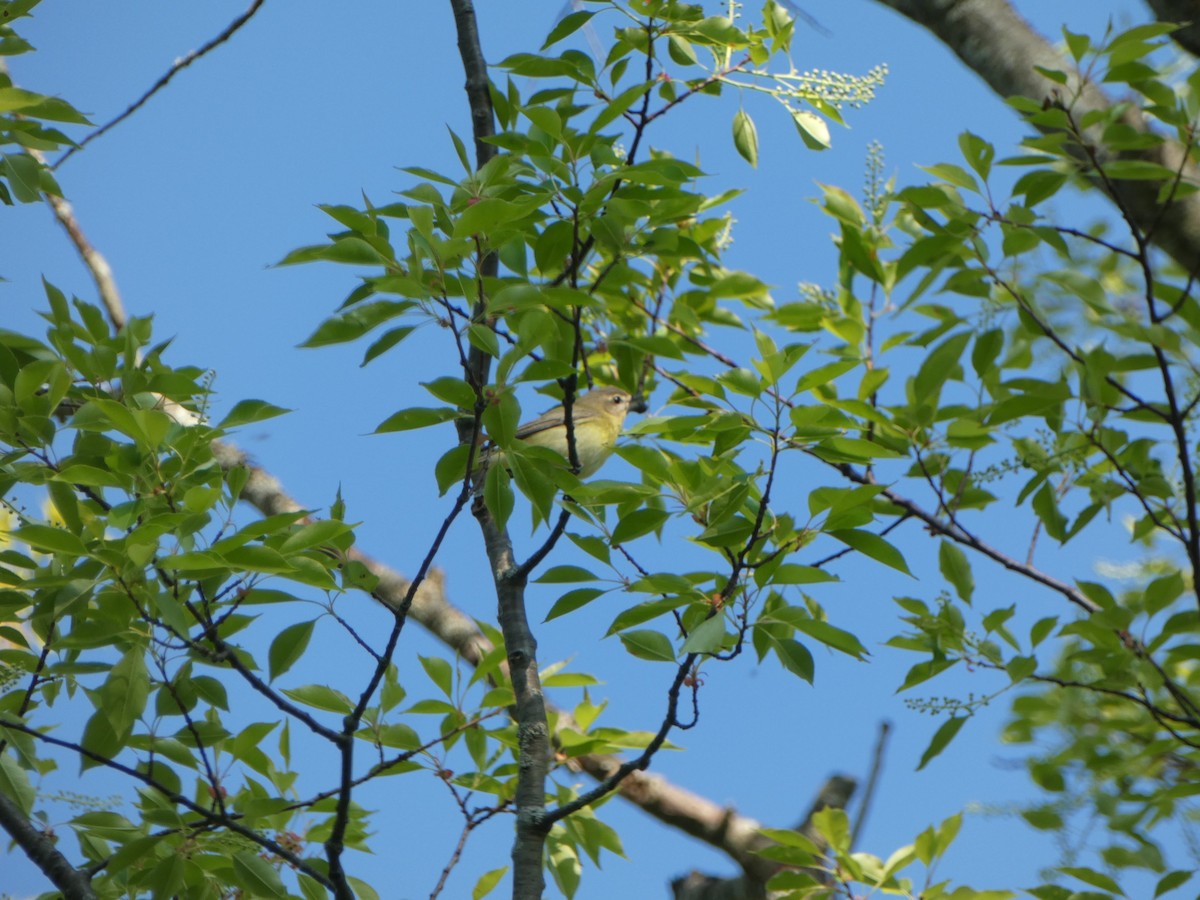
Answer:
2 1 1164 897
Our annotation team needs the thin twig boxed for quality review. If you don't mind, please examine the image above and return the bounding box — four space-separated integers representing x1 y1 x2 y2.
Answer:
0 717 333 890
513 507 573 582
849 721 890 848
543 653 697 826
827 459 1102 614
53 0 268 169
429 780 510 899
1023 672 1200 730
290 709 507 811
326 471 477 899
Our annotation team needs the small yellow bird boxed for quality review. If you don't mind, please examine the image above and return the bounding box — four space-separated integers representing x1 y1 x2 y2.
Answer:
491 386 632 478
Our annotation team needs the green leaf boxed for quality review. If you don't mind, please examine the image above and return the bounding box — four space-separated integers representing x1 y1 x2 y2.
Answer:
422 376 477 409
1154 871 1193 898
374 406 460 433
789 617 868 660
1144 571 1183 615
52 465 128 489
278 236 387 267
547 834 581 899
917 716 967 770
589 81 653 134
12 524 86 556
19 96 91 125
192 676 230 710
897 658 957 692
268 620 316 682
1005 655 1036 682
606 597 690 634
454 197 537 238
0 754 35 814
1058 866 1124 895
766 634 814 683
102 648 149 737
2 152 42 202
759 827 823 854
958 131 994 179
913 332 970 409
0 87 51 113
79 709 123 768
791 110 830 150
374 723 421 750
810 436 902 463
811 806 850 853
681 615 727 653
145 854 185 897
611 508 669 544
232 851 289 899
828 529 912 575
732 108 758 166
543 10 594 48
279 520 352 555
760 563 838 586
220 399 292 429
617 629 676 662
482 389 520 448
435 443 473 496
544 587 606 622
536 566 598 584
667 35 699 66
473 866 509 899
1031 482 1069 542
298 875 326 900
362 326 417 365
299 300 414 347
420 655 454 697
281 684 355 714
484 460 513 530
938 541 974 603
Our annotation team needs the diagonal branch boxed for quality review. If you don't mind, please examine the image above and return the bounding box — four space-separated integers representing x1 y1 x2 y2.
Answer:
39 164 126 331
212 438 779 871
53 0 268 169
0 717 333 890
827 457 1100 614
0 790 97 900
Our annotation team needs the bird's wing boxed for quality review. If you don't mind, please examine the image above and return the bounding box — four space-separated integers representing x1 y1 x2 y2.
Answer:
514 406 564 439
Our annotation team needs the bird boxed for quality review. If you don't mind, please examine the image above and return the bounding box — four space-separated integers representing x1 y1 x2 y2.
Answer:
488 385 633 479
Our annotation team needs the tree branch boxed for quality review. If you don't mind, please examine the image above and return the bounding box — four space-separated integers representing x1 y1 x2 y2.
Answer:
53 0 268 169
0 718 332 890
669 775 858 900
849 721 890 848
871 0 1200 272
210 438 789 875
40 168 127 331
446 2 552 894
449 0 496 172
827 458 1101 614
0 789 97 900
